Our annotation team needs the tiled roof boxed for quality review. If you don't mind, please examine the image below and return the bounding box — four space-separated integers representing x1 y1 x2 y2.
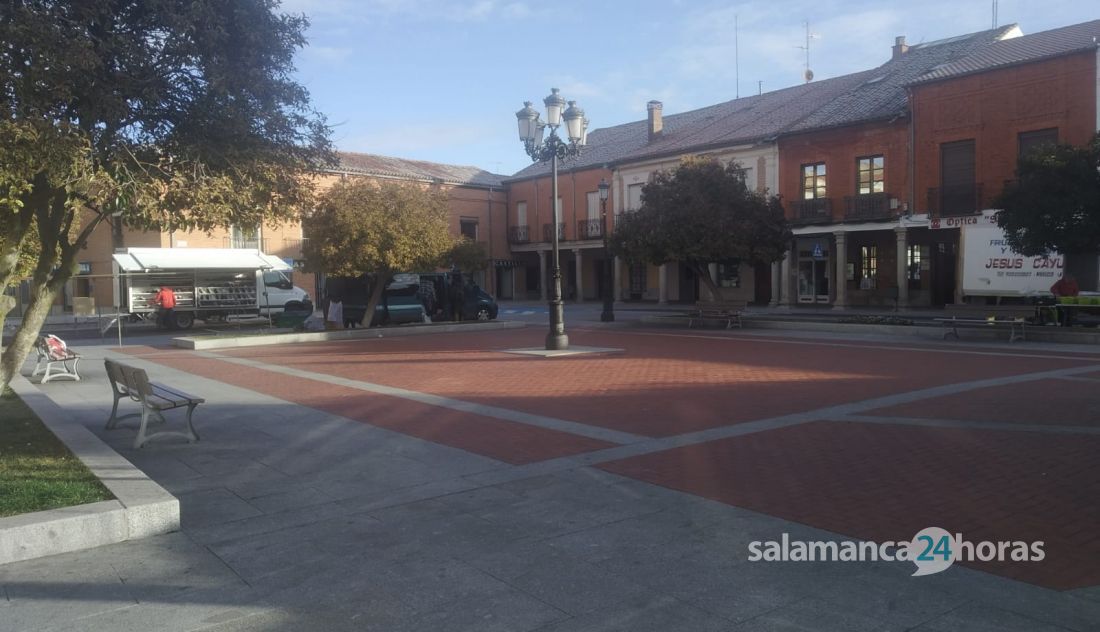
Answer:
333 151 506 188
507 24 1020 180
789 25 1015 132
914 20 1100 84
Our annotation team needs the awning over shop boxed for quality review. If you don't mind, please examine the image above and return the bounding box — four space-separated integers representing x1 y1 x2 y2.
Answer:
112 248 291 272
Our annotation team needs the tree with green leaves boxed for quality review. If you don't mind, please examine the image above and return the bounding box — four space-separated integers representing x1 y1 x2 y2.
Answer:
303 179 455 327
0 0 332 387
995 133 1100 259
449 239 489 275
611 156 791 299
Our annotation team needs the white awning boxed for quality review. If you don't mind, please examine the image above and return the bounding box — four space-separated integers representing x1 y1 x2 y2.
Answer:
112 248 292 272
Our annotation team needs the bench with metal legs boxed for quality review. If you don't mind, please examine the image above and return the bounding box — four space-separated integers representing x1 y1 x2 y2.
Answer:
104 359 204 449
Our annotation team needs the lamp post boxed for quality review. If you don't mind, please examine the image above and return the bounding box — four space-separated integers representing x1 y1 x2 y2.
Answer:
598 178 614 322
516 88 588 350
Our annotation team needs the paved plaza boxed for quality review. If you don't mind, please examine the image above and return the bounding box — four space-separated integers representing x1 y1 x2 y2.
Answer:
3 323 1100 630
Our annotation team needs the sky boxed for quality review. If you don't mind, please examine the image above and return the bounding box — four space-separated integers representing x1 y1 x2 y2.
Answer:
282 0 1098 177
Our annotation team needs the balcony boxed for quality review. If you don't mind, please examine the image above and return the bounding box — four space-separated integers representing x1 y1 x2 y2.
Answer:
282 237 308 253
577 219 604 240
223 237 269 251
927 183 984 217
844 192 894 222
542 222 566 242
788 197 833 225
507 225 531 244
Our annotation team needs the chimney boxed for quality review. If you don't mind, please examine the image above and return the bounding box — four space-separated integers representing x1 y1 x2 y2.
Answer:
647 100 663 142
892 35 909 59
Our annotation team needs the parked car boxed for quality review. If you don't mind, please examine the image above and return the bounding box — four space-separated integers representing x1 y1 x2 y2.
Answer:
466 287 498 320
327 276 425 327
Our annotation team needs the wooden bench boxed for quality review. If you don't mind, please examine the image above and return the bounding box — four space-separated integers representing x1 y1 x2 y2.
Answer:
935 305 1035 343
104 359 204 449
689 300 747 329
32 335 81 383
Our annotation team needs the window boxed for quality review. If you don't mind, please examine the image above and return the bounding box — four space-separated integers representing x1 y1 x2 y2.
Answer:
231 224 261 249
802 163 826 199
516 202 527 227
627 183 644 211
741 167 755 190
586 191 600 220
860 245 877 289
907 244 923 281
856 156 884 195
460 219 478 241
1018 128 1058 158
717 260 741 288
939 140 976 215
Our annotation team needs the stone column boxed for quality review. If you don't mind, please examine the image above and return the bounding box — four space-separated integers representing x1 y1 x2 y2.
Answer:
833 232 848 309
574 249 584 302
769 261 780 307
658 264 668 304
895 227 909 308
613 256 623 303
780 247 793 306
538 250 547 302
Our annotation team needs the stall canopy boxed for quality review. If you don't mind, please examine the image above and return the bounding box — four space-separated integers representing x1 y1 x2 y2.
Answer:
112 248 291 272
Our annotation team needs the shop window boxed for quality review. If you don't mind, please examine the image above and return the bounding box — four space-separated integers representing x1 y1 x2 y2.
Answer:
717 260 741 288
907 245 923 281
860 245 877 289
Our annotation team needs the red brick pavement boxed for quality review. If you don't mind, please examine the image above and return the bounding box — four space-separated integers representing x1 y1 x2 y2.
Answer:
598 420 1100 590
868 377 1100 427
118 349 612 465
215 328 1095 437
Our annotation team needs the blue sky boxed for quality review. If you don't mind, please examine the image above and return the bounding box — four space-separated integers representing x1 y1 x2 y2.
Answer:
283 0 1097 176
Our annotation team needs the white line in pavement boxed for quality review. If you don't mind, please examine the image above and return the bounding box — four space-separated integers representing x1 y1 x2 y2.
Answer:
841 414 1100 435
194 351 647 446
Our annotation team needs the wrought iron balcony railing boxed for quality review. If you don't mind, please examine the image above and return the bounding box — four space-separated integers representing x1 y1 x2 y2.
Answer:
788 197 833 225
844 192 893 221
577 219 604 240
224 237 269 251
542 222 566 242
507 225 530 244
927 183 984 217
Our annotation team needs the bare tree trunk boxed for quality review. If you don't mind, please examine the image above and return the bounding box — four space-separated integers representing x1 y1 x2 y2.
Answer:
0 281 60 388
692 262 721 301
359 272 388 329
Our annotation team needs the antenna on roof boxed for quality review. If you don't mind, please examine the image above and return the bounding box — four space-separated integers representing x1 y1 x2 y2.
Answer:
796 21 819 83
758 80 763 95
735 14 740 99
992 0 998 28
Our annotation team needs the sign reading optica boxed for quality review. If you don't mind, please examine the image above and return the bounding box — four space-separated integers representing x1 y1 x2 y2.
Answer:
961 212 1063 296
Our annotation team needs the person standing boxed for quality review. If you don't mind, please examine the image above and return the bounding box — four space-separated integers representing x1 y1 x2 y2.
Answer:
153 286 176 329
1051 273 1080 326
449 274 465 322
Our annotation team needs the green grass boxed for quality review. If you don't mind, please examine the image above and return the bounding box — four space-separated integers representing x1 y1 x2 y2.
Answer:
0 387 113 518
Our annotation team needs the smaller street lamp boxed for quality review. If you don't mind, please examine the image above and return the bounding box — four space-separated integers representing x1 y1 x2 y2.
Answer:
598 178 614 322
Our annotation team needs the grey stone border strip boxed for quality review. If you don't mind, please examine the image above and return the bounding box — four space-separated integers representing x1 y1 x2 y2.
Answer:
173 320 525 350
0 374 179 566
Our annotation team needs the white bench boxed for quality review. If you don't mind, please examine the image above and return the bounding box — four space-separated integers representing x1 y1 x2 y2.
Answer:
32 335 81 383
689 300 747 329
104 359 204 449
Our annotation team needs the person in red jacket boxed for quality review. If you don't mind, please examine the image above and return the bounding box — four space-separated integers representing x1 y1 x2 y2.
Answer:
153 286 177 329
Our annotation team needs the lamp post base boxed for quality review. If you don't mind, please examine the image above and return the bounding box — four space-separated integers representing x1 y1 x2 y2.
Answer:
545 331 569 350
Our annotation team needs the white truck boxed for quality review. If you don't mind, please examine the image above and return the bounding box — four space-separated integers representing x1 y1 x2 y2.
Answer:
960 211 1064 298
112 248 312 329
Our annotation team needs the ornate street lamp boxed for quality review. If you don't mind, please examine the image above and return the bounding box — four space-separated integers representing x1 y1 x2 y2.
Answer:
516 88 588 350
598 178 614 322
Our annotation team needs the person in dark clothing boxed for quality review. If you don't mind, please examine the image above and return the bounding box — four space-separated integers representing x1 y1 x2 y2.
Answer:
449 274 465 321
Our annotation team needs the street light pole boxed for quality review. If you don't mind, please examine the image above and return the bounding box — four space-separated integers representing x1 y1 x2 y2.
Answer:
598 178 614 322
516 89 588 350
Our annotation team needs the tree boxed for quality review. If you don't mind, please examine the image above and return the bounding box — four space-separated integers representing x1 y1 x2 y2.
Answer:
995 133 1100 258
303 179 455 327
0 1 332 387
610 156 791 299
448 239 489 275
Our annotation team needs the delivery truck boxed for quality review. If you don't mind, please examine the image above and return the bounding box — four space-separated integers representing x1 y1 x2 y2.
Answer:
111 247 312 329
960 211 1065 299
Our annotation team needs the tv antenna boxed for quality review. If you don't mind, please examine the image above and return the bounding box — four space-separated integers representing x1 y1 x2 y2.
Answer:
734 14 740 98
796 21 818 82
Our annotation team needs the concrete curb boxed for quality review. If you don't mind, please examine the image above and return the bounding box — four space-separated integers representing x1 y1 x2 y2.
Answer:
172 319 526 350
1 375 179 566
641 314 1100 344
